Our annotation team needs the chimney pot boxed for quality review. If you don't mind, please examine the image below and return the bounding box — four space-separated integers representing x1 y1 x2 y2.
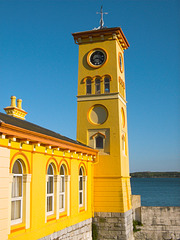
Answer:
17 99 22 109
11 96 16 107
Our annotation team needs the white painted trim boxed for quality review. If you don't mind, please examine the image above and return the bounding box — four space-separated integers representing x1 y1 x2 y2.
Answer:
59 166 65 213
46 165 55 218
11 161 23 226
65 175 70 216
84 176 87 211
79 171 83 207
59 192 65 213
118 94 127 106
8 173 13 234
0 134 6 139
23 174 31 229
54 175 60 220
45 175 48 223
77 92 127 105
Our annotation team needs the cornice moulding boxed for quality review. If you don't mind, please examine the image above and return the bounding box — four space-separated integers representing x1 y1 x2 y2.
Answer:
0 122 98 155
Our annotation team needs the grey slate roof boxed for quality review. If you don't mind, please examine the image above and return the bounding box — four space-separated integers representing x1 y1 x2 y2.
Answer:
0 112 88 148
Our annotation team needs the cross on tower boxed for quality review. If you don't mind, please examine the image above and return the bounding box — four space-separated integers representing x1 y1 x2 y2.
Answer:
96 6 108 29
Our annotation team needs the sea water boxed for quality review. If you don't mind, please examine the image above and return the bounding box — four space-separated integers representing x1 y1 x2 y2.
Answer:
130 178 180 206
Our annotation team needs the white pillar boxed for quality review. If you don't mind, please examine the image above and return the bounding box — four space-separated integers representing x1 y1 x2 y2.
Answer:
83 176 87 211
23 174 32 229
8 173 13 234
54 175 60 220
45 175 48 223
65 175 70 216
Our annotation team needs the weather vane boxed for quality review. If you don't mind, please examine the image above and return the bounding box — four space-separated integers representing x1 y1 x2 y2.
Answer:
96 6 108 29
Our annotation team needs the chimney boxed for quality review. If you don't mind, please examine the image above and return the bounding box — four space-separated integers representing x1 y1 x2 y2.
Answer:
17 99 22 109
4 96 27 120
11 96 16 107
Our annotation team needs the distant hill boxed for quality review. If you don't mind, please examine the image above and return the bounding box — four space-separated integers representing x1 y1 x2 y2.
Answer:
130 172 180 178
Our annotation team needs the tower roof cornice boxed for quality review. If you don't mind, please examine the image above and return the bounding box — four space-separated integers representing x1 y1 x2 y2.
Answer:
72 27 129 50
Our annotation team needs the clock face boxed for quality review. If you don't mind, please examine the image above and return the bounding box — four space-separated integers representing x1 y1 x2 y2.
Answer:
89 50 106 66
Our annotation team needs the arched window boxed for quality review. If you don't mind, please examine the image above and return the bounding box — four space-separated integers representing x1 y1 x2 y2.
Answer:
122 135 126 155
11 160 23 224
86 79 92 94
79 167 84 207
95 78 101 94
96 136 104 149
60 165 65 212
121 108 125 128
47 164 54 215
104 77 110 93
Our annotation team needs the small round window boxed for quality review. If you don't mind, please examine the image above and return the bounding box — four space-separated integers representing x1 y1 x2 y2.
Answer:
89 105 108 125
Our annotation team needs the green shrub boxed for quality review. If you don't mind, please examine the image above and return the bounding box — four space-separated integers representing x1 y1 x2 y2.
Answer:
133 220 143 232
92 223 98 240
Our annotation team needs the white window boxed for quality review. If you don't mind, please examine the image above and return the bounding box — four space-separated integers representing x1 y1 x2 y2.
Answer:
104 77 110 93
95 78 101 94
47 164 54 215
11 160 23 225
59 165 65 212
79 167 84 207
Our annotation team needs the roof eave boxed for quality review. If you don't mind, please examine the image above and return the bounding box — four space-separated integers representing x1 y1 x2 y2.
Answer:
0 122 98 155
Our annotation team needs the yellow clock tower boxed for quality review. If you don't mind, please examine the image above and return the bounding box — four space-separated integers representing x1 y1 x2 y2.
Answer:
73 24 133 239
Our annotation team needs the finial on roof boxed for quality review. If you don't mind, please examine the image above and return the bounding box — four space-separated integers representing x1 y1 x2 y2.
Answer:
96 5 108 29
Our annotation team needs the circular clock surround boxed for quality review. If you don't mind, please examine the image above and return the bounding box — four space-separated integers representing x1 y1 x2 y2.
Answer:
87 49 107 68
88 105 108 125
118 52 124 73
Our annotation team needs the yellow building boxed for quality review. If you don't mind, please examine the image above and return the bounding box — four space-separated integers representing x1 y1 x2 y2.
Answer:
73 26 133 239
0 25 133 240
0 97 98 240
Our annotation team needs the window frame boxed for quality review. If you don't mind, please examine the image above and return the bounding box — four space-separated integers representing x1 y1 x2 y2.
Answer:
59 165 65 212
104 77 110 93
86 79 92 95
11 160 23 225
46 164 54 216
95 78 101 94
79 167 84 207
95 135 104 149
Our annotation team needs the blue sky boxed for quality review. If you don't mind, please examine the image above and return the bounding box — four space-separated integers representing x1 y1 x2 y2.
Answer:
0 0 179 172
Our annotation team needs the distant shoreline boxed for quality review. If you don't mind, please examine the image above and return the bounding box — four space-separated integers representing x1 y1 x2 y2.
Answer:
130 172 180 178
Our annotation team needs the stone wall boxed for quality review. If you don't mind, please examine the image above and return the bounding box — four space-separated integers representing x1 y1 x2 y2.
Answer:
131 195 141 222
93 210 134 240
134 207 180 240
39 197 180 240
39 218 92 240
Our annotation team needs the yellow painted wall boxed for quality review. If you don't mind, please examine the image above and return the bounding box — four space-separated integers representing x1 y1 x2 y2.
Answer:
0 139 94 240
75 30 132 213
0 146 10 240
